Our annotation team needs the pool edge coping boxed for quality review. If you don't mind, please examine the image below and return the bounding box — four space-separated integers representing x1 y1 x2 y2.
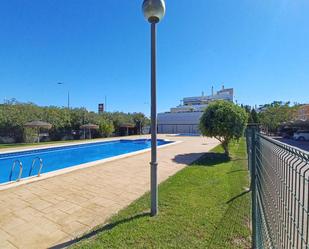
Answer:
0 136 146 155
0 139 182 191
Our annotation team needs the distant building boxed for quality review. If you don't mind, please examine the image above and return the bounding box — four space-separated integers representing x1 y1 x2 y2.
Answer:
158 86 234 134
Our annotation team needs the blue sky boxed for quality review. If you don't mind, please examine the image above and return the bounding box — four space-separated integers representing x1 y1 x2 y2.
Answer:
1 0 308 115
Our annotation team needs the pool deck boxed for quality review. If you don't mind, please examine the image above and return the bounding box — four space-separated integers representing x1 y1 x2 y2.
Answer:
0 135 219 249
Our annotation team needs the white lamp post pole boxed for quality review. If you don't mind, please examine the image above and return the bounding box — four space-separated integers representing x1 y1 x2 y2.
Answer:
142 0 166 216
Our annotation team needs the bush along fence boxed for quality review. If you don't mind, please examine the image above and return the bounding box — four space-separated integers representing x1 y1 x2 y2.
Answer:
246 125 309 249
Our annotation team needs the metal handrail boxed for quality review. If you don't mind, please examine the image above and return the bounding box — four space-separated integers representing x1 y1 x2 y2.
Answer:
29 157 43 177
10 159 23 182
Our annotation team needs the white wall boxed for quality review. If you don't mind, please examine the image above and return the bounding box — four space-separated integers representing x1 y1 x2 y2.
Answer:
157 112 203 134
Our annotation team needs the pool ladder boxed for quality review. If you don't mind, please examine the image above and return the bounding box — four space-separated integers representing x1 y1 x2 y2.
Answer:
29 157 43 177
9 157 43 182
9 160 23 182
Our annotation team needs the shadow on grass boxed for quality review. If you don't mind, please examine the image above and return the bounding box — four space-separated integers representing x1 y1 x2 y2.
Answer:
207 189 251 248
226 189 251 204
49 212 150 249
172 152 230 167
171 152 205 165
227 169 248 174
190 152 230 167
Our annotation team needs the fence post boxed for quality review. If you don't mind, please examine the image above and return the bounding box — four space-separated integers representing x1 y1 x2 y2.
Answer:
246 128 251 171
250 125 257 249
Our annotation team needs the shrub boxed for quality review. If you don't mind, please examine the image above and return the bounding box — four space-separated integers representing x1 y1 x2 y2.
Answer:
0 136 15 144
23 128 38 143
99 119 114 137
200 100 248 156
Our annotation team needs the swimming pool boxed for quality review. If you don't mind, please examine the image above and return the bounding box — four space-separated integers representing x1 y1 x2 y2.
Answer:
0 139 172 185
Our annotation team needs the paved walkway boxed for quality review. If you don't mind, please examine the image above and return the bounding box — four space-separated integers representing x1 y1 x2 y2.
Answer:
0 135 219 249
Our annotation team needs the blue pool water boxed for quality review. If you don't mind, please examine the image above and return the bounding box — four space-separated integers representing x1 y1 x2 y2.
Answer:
0 139 171 184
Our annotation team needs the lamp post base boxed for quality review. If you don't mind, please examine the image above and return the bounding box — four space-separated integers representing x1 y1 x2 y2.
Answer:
150 161 158 216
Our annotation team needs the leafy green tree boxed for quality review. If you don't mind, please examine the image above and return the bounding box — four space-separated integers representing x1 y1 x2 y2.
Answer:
200 101 248 156
250 109 259 123
69 108 88 130
0 99 149 143
132 112 148 135
99 119 114 137
241 105 259 124
106 112 134 135
0 102 41 142
258 101 297 133
23 127 38 143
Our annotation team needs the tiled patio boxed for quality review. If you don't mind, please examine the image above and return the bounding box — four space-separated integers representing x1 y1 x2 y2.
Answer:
0 135 219 249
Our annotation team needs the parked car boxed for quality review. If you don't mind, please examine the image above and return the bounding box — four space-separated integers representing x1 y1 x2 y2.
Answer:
293 131 309 141
278 127 297 139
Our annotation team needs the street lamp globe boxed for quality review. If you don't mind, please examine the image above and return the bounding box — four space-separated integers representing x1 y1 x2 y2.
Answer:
142 0 166 23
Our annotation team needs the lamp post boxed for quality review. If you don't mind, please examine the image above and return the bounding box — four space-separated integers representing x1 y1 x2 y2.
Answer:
57 82 70 109
142 0 166 216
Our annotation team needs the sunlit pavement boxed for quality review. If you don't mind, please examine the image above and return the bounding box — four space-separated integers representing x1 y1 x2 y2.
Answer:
0 135 219 249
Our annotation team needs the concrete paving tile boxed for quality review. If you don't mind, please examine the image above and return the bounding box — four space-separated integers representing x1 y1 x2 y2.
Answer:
1 198 29 212
40 229 71 247
0 240 17 249
68 209 100 228
0 229 15 245
29 216 62 233
0 213 27 232
43 209 68 224
28 198 53 211
9 226 68 249
0 207 12 218
63 204 83 215
83 203 109 214
65 195 89 206
52 200 81 213
60 221 90 237
0 135 219 248
13 206 43 221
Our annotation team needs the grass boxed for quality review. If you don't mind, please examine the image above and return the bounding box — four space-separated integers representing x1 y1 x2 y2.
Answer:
71 139 251 249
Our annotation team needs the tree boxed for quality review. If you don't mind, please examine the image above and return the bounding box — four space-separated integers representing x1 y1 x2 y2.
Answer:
241 105 259 124
105 112 134 135
250 109 259 123
99 119 114 137
258 101 297 134
199 101 248 156
132 112 148 135
0 100 149 143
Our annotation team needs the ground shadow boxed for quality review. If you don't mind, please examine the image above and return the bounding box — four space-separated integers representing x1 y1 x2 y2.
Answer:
171 152 205 165
172 152 230 167
49 212 150 249
227 169 248 174
207 189 251 248
226 189 251 204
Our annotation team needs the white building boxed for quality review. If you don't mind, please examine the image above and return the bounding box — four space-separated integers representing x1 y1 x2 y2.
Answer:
158 86 234 134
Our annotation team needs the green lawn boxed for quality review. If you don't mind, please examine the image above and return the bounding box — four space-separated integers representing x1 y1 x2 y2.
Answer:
71 139 251 249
